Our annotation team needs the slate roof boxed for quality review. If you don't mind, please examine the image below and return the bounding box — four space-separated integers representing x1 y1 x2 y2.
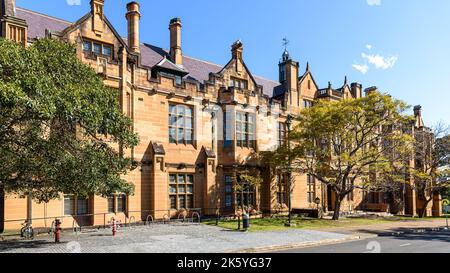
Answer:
16 8 71 39
16 7 283 98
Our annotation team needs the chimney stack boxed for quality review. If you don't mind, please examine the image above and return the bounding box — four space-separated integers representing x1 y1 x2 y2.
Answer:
169 17 182 65
126 1 141 54
351 82 362 98
1 0 15 17
90 0 104 34
414 105 424 128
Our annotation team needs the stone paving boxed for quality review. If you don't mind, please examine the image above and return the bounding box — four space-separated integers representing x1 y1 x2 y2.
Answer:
0 223 351 253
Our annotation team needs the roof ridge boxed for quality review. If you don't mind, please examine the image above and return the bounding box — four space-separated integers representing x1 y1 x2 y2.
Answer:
16 7 73 25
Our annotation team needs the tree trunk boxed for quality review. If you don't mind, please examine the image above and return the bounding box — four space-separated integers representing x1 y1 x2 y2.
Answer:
332 195 344 220
418 198 432 218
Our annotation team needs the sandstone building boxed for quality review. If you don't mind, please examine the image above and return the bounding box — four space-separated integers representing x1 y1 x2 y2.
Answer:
0 0 441 231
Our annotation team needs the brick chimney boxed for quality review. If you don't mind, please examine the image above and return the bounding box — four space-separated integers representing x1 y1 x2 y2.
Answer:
91 0 104 34
0 0 15 17
169 17 182 65
414 105 424 128
351 82 362 98
231 40 243 72
126 2 141 54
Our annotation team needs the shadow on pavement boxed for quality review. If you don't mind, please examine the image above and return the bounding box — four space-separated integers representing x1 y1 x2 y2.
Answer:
0 239 55 252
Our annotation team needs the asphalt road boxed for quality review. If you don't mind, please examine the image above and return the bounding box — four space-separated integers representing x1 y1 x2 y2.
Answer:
276 230 450 253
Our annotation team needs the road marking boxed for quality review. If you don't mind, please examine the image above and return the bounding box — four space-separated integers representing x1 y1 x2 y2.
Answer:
399 243 412 247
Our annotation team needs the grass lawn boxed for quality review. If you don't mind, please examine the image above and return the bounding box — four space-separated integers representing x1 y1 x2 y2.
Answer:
202 216 442 232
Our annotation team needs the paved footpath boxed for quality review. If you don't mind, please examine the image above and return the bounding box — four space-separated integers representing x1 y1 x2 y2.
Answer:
0 223 352 253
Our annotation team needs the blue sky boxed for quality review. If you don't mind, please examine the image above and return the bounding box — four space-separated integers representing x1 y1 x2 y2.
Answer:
17 0 450 125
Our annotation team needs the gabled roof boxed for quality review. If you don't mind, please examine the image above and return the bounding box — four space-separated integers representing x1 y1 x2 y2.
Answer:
16 6 283 98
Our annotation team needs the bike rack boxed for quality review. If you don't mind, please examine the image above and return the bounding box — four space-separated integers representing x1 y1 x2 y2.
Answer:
145 215 154 226
178 213 187 223
72 219 81 233
191 212 201 223
128 216 136 228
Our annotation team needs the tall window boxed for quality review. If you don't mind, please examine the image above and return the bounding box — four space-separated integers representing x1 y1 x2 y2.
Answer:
169 104 194 145
117 194 127 213
276 174 288 205
236 112 255 148
307 174 316 203
64 195 75 216
77 198 89 215
169 174 194 210
224 175 233 208
107 196 115 213
277 122 286 147
235 175 255 208
64 195 89 215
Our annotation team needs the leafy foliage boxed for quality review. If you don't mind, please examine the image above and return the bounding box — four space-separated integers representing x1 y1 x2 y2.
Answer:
267 91 415 220
0 38 139 202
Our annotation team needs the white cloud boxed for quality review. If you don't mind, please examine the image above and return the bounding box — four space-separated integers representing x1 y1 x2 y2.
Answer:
66 0 81 6
352 64 369 75
367 0 381 6
366 44 373 50
361 53 398 70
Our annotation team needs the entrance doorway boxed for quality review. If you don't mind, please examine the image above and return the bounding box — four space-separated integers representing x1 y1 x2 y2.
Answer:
327 185 335 211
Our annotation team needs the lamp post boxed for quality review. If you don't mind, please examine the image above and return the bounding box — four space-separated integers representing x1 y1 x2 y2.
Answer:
285 114 294 226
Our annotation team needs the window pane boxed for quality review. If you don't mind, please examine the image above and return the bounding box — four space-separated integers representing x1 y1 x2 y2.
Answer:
169 104 177 114
83 41 91 52
177 128 185 142
93 43 102 55
186 130 193 144
170 196 176 209
185 107 193 117
170 185 177 194
186 175 193 184
178 184 186 194
169 127 176 143
169 114 177 126
178 175 185 184
77 198 89 215
107 196 114 213
64 195 74 215
103 46 111 57
177 115 185 127
117 195 126 212
177 105 185 116
225 195 232 208
178 196 186 209
186 195 193 209
169 174 177 184
185 117 192 129
186 184 193 194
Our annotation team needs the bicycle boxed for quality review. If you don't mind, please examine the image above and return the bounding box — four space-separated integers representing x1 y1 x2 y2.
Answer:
20 221 35 240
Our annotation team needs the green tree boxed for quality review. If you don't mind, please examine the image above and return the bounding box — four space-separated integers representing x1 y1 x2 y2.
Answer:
269 91 414 220
0 38 139 203
412 124 450 217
